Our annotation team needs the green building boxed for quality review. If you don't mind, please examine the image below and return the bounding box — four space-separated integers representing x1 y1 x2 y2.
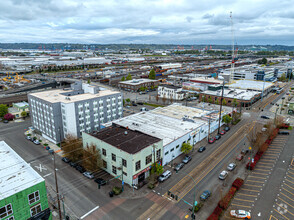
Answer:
0 141 51 220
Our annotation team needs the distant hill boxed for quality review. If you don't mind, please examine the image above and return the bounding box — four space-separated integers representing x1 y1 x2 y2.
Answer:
0 43 294 51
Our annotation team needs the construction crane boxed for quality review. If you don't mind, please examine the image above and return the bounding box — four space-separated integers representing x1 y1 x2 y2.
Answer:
230 11 235 83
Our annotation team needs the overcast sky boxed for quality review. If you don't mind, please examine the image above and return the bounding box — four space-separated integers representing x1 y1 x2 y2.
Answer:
0 0 294 45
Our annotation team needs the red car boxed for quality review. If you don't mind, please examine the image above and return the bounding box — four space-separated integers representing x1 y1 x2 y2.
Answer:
220 130 226 135
236 154 244 161
208 137 216 144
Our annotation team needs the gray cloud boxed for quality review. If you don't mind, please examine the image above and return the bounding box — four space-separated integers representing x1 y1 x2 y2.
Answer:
0 0 293 45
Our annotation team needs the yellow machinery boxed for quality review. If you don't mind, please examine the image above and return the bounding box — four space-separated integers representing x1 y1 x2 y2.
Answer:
1 72 31 83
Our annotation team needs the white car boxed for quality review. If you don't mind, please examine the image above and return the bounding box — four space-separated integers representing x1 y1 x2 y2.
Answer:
227 163 236 171
83 172 94 179
230 210 251 219
219 170 228 180
33 140 40 145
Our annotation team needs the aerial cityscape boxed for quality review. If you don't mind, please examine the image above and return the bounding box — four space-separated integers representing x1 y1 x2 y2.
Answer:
1 1 294 220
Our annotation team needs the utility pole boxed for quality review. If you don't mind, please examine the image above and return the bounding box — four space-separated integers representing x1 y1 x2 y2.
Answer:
53 153 62 220
218 80 225 134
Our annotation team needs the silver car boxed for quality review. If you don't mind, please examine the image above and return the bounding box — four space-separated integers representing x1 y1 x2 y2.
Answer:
83 172 94 179
227 163 236 171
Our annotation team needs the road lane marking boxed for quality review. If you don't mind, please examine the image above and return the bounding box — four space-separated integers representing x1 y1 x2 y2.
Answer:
234 198 254 203
274 209 290 220
231 203 252 208
80 206 100 219
280 192 294 202
43 173 52 178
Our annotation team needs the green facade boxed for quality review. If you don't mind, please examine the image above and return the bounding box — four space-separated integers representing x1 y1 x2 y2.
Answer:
0 181 51 220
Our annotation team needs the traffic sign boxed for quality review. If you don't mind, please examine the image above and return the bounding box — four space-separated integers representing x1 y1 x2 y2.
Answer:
122 181 124 185
249 147 252 150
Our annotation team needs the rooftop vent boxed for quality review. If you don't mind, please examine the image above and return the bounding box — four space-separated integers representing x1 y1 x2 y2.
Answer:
125 131 128 135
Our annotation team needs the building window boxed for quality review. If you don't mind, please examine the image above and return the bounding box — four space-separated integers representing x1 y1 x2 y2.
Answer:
135 161 141 171
122 159 127 167
171 148 174 152
0 204 13 219
7 216 14 220
28 191 40 205
112 153 116 162
102 148 106 156
30 203 42 217
112 166 117 175
156 149 161 160
176 145 180 149
165 151 169 155
123 172 127 176
103 160 107 169
146 154 152 165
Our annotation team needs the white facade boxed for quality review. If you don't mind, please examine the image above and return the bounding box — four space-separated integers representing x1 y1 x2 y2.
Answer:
158 85 186 100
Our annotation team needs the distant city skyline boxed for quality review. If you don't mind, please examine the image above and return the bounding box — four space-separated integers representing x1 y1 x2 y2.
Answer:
1 0 294 45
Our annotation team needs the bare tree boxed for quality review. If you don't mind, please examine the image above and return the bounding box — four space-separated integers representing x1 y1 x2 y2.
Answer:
275 115 284 127
155 94 159 103
162 95 167 105
264 121 275 139
62 135 83 162
82 144 102 172
246 123 265 153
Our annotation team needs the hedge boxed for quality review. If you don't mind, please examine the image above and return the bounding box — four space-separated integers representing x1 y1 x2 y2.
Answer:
218 187 237 209
207 214 219 220
232 178 244 190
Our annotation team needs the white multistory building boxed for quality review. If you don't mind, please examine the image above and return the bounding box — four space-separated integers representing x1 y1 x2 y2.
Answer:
158 85 186 100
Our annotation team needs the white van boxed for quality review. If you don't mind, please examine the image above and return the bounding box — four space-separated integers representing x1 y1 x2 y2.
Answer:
158 170 171 182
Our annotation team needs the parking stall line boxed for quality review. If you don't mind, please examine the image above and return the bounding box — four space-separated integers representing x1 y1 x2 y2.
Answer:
290 168 294 171
280 192 294 202
254 168 272 172
234 198 255 203
256 165 273 169
274 209 290 220
284 183 294 191
269 214 279 220
285 178 294 185
288 170 294 175
247 179 265 183
263 156 279 159
251 172 270 176
239 188 260 193
265 152 280 155
248 175 267 180
278 197 294 210
237 193 258 197
282 187 294 196
243 184 262 188
259 161 275 165
261 159 277 162
276 203 294 217
267 149 282 152
287 174 294 180
231 203 252 209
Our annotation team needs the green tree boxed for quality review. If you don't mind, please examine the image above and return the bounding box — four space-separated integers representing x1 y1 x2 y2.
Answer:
121 76 126 81
150 163 163 175
279 73 286 82
139 86 145 91
87 79 91 84
222 99 227 106
0 104 8 118
149 69 156 79
202 96 206 102
126 73 132 80
215 99 219 105
181 142 193 155
126 98 131 103
257 58 268 65
232 98 238 107
208 97 213 103
222 114 232 125
21 111 27 118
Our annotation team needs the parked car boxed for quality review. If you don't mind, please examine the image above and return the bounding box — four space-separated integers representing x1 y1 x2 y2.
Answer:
126 105 131 109
158 170 172 182
76 165 86 173
139 91 146 95
33 140 40 145
140 107 148 111
215 135 221 140
83 172 94 179
137 102 144 105
3 120 8 123
132 103 138 106
224 126 230 132
69 162 78 168
182 155 192 164
200 190 211 201
227 163 237 171
236 154 244 161
26 136 32 140
219 170 228 180
260 115 270 119
174 163 184 171
198 146 206 153
62 157 71 163
230 210 251 219
48 149 54 154
94 178 106 185
208 137 216 144
45 146 50 150
278 131 290 135
220 130 226 135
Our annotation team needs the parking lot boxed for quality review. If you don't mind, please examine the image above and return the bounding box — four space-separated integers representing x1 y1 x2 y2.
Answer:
224 134 290 218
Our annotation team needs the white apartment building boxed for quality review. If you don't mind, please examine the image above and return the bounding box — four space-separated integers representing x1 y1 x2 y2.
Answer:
28 81 123 143
158 85 186 100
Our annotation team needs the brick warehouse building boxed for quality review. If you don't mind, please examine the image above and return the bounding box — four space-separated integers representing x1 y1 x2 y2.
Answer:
118 79 159 92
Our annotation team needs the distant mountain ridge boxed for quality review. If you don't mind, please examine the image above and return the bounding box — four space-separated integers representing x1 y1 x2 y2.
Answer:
0 43 294 51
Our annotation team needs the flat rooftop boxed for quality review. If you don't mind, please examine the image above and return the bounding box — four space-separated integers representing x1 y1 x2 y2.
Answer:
0 141 44 200
190 77 223 84
201 88 261 100
119 79 158 85
89 126 161 154
228 80 274 91
113 109 206 146
29 88 120 103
